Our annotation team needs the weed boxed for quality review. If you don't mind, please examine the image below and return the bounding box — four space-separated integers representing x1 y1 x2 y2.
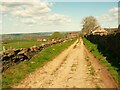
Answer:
73 44 77 49
96 85 101 90
85 55 95 76
85 56 89 61
90 67 95 76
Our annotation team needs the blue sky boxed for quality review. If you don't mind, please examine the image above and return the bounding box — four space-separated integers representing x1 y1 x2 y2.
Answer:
0 1 118 34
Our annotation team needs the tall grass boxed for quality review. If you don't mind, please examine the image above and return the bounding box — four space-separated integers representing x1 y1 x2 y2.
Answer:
83 38 119 84
2 39 76 88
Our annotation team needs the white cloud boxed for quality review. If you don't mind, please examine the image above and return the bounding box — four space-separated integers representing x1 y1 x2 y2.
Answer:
1 2 52 17
20 18 37 24
109 7 119 12
48 14 71 24
0 1 71 25
1 0 40 3
97 7 119 23
0 20 2 24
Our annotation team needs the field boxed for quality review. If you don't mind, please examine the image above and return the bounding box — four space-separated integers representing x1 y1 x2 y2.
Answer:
0 32 67 51
1 40 41 50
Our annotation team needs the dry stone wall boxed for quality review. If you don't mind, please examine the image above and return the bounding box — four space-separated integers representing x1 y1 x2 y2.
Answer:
85 32 120 57
0 39 65 72
85 32 120 71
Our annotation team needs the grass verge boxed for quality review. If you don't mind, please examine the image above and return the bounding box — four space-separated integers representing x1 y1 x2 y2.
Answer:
83 38 119 85
2 39 76 88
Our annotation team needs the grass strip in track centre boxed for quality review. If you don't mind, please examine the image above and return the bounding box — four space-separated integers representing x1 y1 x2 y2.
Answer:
2 38 76 88
83 38 119 85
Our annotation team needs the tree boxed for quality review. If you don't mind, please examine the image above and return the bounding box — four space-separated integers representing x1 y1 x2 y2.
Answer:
51 32 63 40
81 16 98 34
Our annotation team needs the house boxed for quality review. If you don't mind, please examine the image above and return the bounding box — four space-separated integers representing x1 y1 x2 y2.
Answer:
92 26 108 36
66 32 78 39
37 38 47 42
92 30 108 36
43 39 47 42
37 39 42 42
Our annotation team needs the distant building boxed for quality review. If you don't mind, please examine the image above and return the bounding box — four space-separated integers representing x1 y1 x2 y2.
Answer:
37 39 42 42
37 38 47 42
43 39 47 42
92 30 108 36
3 46 6 51
92 26 108 36
66 32 78 39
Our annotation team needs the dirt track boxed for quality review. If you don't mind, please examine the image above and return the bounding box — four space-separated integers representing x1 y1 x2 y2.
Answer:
13 38 118 88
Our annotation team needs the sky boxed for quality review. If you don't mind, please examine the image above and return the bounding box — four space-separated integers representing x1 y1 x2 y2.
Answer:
0 0 119 34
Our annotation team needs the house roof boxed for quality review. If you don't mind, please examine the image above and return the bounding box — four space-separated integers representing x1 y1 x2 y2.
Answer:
92 29 108 33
